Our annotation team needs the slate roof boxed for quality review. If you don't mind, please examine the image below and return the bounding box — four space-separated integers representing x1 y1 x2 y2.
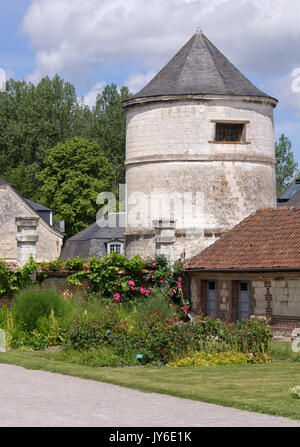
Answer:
277 180 300 207
184 207 300 271
24 198 51 212
132 31 276 101
65 221 125 242
61 215 125 260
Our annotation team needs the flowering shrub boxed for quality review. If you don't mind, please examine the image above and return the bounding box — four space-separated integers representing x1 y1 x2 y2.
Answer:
167 351 272 367
0 253 186 309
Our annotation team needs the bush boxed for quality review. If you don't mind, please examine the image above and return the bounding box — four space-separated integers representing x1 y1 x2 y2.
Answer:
12 286 72 332
135 287 179 324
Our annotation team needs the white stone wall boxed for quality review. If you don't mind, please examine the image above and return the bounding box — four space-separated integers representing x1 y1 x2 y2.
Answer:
126 98 275 161
252 280 266 315
271 279 300 317
125 96 277 260
0 185 63 264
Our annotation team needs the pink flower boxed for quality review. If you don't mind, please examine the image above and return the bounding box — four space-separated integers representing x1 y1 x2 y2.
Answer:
178 277 182 282
169 303 173 307
181 305 189 312
128 280 135 287
137 340 142 343
173 289 177 294
114 293 121 302
70 326 73 329
178 283 182 289
130 286 135 291
160 280 164 283
170 292 174 297
140 287 146 294
152 262 156 266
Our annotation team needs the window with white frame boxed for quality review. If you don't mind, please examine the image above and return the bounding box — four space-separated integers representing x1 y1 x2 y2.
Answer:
107 242 124 255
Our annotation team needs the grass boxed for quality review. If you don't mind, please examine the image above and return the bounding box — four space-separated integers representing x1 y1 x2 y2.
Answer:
1 344 300 420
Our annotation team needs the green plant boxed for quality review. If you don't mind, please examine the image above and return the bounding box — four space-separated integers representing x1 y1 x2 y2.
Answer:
0 255 38 296
12 286 72 332
167 351 271 367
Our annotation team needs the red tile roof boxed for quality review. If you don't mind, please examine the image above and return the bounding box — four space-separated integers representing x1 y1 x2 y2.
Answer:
184 207 300 271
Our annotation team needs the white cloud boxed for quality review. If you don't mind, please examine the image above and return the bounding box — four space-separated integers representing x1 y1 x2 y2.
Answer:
262 70 300 111
125 70 156 93
21 0 300 90
82 81 106 107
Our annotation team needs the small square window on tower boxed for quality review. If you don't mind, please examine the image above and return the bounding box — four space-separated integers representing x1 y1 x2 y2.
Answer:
214 122 247 143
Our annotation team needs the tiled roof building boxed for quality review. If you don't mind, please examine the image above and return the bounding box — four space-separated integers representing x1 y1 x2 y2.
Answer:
184 207 300 334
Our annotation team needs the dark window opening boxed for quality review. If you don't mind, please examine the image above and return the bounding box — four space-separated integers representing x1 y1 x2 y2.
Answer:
208 281 216 290
239 282 249 292
215 123 245 143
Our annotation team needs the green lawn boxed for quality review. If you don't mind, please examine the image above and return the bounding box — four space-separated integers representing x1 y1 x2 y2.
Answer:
1 349 300 420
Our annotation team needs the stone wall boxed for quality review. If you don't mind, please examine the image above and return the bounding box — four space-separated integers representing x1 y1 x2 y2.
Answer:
125 96 277 260
187 271 300 333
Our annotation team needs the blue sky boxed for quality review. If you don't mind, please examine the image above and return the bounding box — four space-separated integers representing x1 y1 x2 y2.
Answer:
0 0 300 164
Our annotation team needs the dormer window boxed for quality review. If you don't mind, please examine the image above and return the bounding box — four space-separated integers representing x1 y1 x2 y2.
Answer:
107 242 124 255
215 123 246 143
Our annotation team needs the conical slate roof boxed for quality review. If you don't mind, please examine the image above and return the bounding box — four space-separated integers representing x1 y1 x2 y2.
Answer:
132 31 275 101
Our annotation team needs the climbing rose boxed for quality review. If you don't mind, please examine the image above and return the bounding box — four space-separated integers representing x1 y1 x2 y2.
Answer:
181 305 189 311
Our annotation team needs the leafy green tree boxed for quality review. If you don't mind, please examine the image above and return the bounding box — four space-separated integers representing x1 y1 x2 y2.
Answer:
37 137 114 237
92 83 132 184
0 75 91 199
275 134 299 193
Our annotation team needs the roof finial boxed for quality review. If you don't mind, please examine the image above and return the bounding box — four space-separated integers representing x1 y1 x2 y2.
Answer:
196 26 202 35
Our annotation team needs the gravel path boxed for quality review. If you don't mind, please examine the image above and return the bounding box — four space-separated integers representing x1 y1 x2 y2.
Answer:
1 363 299 427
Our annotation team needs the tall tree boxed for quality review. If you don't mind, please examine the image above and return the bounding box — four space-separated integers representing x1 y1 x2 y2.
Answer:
37 137 114 237
0 76 92 199
92 84 132 185
275 134 299 193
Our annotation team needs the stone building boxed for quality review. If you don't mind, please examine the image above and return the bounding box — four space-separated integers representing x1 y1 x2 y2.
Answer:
184 207 300 333
61 213 125 261
0 179 63 266
123 29 278 262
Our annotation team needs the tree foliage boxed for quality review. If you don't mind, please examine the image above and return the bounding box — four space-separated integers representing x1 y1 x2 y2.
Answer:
92 84 131 184
0 76 131 203
37 137 114 237
275 134 299 193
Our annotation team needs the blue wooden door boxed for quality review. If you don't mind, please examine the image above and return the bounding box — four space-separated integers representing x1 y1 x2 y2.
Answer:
207 281 218 319
239 282 250 321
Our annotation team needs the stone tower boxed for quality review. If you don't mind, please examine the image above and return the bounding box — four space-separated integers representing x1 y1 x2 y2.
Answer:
123 30 278 261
